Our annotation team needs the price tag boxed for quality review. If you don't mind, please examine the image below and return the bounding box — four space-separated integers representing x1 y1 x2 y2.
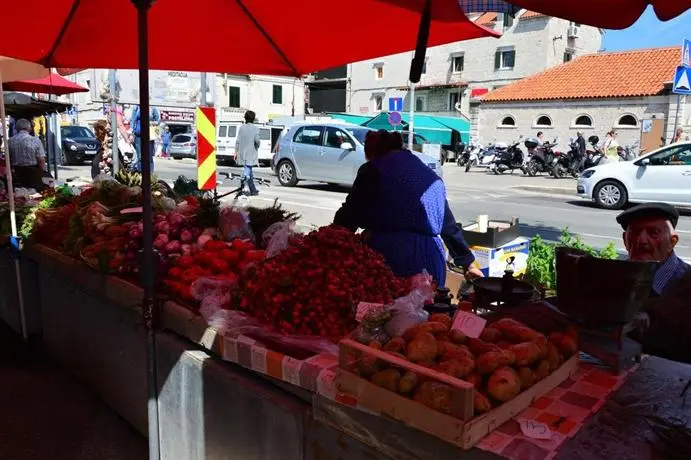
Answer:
120 206 143 215
355 302 384 322
519 419 552 440
451 310 486 338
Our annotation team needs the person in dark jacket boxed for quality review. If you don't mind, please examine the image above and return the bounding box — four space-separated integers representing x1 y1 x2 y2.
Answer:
333 130 483 286
621 203 691 364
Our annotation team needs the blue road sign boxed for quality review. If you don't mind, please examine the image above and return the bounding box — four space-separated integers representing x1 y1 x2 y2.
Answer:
388 111 402 126
673 66 691 95
388 97 403 112
682 38 691 67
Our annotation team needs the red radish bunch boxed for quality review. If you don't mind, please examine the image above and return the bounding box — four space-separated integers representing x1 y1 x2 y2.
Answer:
164 239 266 305
234 225 410 341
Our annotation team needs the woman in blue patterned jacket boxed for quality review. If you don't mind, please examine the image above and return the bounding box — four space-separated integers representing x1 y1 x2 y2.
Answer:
334 130 482 286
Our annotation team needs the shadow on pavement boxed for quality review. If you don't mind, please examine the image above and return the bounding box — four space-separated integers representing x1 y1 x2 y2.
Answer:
0 322 147 460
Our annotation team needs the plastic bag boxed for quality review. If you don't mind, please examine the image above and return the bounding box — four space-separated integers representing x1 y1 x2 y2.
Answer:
219 206 254 242
262 220 296 258
192 277 237 326
384 271 435 337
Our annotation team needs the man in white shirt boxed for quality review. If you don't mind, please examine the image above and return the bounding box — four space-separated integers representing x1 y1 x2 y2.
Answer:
235 110 260 196
8 118 46 188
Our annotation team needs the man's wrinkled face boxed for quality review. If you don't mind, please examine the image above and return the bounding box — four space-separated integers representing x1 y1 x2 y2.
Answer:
623 217 678 262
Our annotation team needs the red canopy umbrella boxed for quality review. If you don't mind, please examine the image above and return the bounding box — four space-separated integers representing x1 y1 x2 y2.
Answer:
3 72 87 95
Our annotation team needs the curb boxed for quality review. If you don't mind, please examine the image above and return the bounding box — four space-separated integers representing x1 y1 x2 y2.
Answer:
511 185 575 196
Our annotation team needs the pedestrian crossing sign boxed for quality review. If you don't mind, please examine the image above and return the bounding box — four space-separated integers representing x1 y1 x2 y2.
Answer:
673 66 691 95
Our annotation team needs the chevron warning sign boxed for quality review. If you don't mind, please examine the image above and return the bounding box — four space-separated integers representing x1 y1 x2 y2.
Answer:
196 107 217 190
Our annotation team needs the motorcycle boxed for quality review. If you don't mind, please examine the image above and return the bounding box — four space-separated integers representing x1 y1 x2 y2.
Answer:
524 138 558 176
551 138 581 178
456 142 472 168
490 137 526 174
618 141 639 161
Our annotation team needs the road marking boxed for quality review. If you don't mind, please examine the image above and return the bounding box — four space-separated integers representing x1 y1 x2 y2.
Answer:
251 197 338 212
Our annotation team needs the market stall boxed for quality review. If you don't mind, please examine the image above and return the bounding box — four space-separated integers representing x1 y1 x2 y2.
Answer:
0 174 688 460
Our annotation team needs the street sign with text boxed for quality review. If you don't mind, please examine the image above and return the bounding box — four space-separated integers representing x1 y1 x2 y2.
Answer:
673 66 691 95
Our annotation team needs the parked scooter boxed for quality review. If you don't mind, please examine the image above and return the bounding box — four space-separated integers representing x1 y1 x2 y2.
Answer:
490 136 526 174
456 142 472 168
582 135 606 170
618 141 639 161
524 138 558 176
552 138 581 178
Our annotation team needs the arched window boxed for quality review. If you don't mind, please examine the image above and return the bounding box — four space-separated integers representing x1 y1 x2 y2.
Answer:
534 115 552 127
499 116 516 127
617 114 638 127
574 114 593 127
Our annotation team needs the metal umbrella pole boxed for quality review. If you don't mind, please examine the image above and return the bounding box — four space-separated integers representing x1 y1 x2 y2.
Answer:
132 0 161 459
0 74 29 341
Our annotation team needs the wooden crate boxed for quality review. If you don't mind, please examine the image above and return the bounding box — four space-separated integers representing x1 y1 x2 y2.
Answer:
336 338 579 450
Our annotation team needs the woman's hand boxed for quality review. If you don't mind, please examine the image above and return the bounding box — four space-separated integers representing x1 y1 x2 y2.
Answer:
465 267 484 280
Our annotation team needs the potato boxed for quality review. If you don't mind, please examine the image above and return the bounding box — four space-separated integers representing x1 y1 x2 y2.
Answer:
403 322 447 341
407 331 439 362
473 390 492 414
469 338 502 356
438 341 473 361
551 333 578 358
383 337 406 354
487 366 522 402
398 371 419 395
517 367 535 390
480 327 502 343
359 354 380 377
464 373 483 390
493 319 543 343
499 349 516 366
534 359 551 381
438 357 475 378
368 340 383 350
546 343 561 372
429 313 452 331
497 341 513 350
510 342 542 367
413 382 454 415
371 368 402 392
533 336 549 359
476 351 503 375
449 329 468 344
436 333 450 343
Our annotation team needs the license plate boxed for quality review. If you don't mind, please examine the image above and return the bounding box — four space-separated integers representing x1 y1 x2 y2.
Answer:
85 150 96 155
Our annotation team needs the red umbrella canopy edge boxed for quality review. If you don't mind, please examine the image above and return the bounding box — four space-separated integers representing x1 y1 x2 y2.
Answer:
3 72 88 95
0 0 498 77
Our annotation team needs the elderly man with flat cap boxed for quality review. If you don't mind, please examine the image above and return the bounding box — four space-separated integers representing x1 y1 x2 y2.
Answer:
618 202 691 363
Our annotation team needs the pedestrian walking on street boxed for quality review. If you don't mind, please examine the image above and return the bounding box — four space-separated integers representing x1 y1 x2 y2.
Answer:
129 104 160 173
673 127 688 144
161 125 171 159
235 110 260 196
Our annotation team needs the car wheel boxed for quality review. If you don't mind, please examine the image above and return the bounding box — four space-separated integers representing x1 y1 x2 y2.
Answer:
277 160 298 187
594 180 628 210
61 149 80 166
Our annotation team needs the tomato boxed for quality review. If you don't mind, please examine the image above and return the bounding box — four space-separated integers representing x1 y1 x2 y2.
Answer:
243 250 266 263
203 240 228 252
209 259 230 273
167 266 184 279
230 239 254 254
219 249 241 265
176 255 194 266
194 251 217 267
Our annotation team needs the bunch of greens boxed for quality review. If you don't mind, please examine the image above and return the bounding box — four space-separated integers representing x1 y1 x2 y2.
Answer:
524 228 618 292
173 175 210 199
247 199 300 245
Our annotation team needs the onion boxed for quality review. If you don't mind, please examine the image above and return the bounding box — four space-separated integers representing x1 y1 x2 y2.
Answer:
181 244 193 256
197 234 213 248
154 234 169 250
155 221 170 234
167 212 186 226
165 240 182 254
180 229 193 243
129 227 142 240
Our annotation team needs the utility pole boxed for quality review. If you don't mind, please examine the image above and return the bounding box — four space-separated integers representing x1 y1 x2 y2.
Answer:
408 81 415 149
200 72 208 106
109 69 119 175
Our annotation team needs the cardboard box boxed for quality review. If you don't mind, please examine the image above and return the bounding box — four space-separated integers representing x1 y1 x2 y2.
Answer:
469 237 530 277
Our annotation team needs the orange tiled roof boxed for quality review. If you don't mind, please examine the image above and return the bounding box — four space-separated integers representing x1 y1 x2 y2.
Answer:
475 12 497 26
482 46 681 103
521 10 545 19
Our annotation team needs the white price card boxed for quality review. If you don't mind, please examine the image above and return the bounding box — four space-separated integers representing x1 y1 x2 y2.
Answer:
519 419 552 440
355 302 383 322
451 310 487 338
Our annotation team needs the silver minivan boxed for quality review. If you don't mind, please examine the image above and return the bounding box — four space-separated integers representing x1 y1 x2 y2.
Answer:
273 122 443 187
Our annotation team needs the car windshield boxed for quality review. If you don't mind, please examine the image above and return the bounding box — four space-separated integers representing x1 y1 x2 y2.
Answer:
345 127 371 145
61 126 95 138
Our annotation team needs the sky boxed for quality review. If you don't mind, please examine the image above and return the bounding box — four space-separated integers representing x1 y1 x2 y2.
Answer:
601 6 691 52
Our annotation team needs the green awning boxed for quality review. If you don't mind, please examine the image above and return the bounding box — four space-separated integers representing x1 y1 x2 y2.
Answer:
362 112 469 145
326 112 373 125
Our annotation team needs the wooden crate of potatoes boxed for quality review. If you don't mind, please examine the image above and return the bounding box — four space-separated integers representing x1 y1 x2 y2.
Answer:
336 313 579 449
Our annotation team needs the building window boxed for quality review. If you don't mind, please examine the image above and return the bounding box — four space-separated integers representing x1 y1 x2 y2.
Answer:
495 48 516 70
563 50 575 63
415 95 426 112
452 54 464 73
617 114 638 127
374 94 383 111
573 114 593 127
374 64 384 80
534 115 552 127
499 116 516 127
228 86 240 108
503 13 514 28
449 92 461 110
272 85 283 104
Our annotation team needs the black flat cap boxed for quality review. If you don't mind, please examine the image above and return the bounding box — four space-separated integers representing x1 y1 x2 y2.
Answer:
616 202 679 230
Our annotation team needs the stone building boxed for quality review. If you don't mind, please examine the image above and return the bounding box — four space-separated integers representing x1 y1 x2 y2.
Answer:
475 46 690 154
344 10 602 117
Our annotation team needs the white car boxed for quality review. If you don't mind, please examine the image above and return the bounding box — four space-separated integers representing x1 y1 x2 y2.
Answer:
577 141 691 209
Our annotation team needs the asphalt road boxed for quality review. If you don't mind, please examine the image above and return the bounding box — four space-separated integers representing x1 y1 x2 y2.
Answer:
58 159 691 261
